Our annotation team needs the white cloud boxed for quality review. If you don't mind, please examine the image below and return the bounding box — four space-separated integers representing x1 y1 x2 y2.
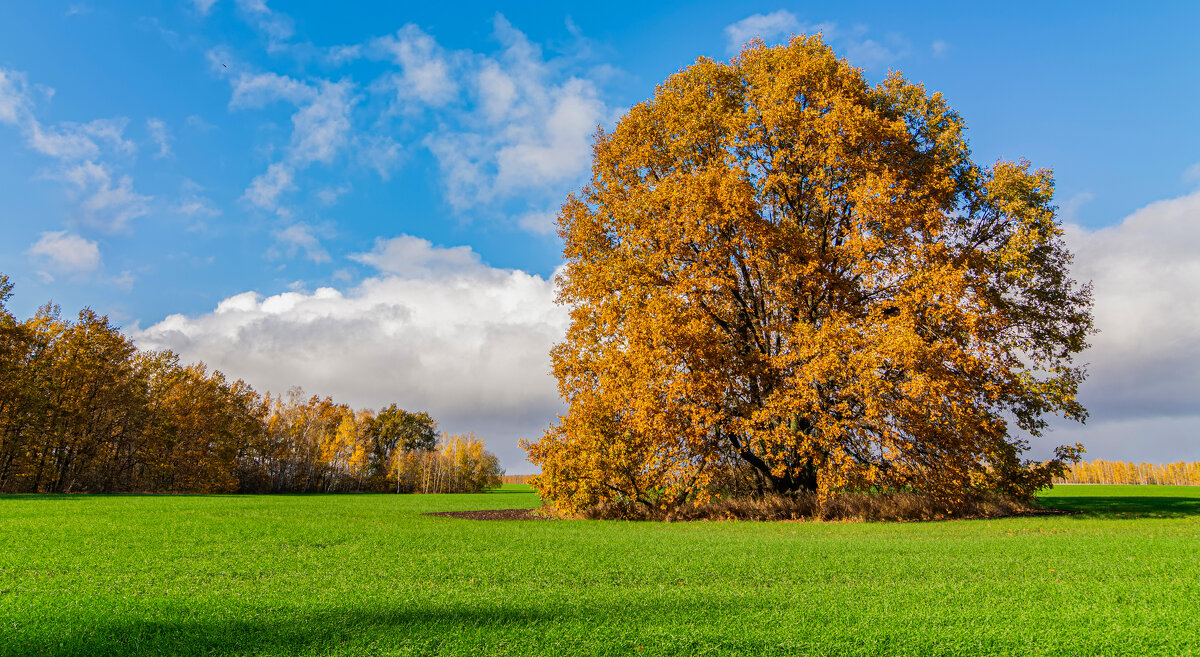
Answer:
414 15 609 218
724 10 801 52
316 183 351 205
349 235 483 277
25 121 99 160
146 117 171 158
1063 190 1200 425
288 80 354 164
26 117 135 160
55 161 150 232
233 0 294 49
723 14 904 67
844 37 904 68
0 67 149 231
177 180 222 228
356 134 403 179
27 230 101 274
373 25 459 107
132 237 569 470
229 71 315 109
243 162 295 212
192 0 218 15
0 68 32 125
327 44 363 66
273 222 331 263
516 208 558 235
226 70 357 213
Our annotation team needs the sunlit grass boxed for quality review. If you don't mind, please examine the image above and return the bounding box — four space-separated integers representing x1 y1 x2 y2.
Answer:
0 484 1196 655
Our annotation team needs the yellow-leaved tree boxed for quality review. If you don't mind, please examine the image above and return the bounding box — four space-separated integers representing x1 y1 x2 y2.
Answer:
523 36 1093 515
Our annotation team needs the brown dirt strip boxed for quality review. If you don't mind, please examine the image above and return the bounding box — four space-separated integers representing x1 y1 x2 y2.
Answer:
423 507 1077 522
424 508 551 521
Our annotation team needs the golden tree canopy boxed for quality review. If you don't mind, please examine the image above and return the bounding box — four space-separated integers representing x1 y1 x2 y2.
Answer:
523 36 1093 514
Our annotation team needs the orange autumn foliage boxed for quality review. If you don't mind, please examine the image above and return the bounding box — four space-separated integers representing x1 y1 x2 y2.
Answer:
524 36 1093 515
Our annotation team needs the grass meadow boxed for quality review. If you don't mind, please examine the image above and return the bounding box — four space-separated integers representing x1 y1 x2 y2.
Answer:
1 485 1198 656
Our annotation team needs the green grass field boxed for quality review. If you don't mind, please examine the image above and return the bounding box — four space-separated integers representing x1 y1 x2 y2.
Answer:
1 485 1197 656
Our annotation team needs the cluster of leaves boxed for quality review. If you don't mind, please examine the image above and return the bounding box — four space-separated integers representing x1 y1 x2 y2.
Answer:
0 274 503 494
525 36 1092 516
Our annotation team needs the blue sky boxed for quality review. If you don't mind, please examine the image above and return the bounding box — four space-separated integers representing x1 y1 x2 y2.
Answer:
1 1 1199 469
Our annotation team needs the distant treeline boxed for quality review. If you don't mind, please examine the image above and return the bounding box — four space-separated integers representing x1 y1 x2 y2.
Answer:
502 474 535 484
0 274 502 494
1055 460 1200 486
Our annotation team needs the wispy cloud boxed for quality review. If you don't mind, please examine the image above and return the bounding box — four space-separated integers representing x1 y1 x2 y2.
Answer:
1183 162 1200 186
723 12 906 67
243 161 295 213
398 15 610 224
1060 191 1094 223
191 0 219 15
208 11 612 234
27 230 101 276
316 183 351 206
272 222 333 263
146 118 172 158
54 161 150 232
221 63 358 215
233 0 294 51
373 25 459 108
0 67 150 232
724 10 802 52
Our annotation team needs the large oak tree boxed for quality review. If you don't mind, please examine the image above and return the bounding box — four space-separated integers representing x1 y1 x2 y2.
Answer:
524 36 1093 514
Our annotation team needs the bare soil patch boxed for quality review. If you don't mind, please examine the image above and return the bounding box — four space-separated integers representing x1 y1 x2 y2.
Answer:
424 508 550 521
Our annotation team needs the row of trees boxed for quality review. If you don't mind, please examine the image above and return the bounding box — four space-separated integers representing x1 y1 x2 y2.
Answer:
0 274 502 494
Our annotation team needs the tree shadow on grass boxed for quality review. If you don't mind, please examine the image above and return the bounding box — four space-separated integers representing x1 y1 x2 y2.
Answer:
5 603 558 657
3 600 812 657
1037 495 1200 519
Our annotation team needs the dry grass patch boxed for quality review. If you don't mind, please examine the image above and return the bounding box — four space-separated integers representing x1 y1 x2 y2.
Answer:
573 491 1038 522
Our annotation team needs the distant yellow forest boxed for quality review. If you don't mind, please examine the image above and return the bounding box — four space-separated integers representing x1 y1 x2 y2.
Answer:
1056 460 1200 486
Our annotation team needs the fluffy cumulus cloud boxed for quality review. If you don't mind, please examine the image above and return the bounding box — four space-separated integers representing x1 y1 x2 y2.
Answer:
1043 190 1200 461
132 236 568 469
